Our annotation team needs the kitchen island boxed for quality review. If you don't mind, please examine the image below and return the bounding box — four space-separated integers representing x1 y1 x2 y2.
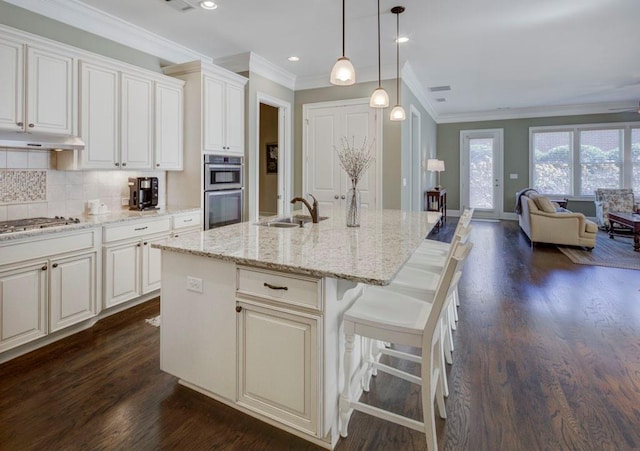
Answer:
153 209 440 449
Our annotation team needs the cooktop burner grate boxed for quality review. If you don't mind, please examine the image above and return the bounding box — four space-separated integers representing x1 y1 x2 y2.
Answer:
0 216 81 234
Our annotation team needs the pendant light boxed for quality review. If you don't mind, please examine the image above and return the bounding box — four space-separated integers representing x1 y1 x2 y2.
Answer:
330 0 356 85
389 6 406 121
369 0 389 108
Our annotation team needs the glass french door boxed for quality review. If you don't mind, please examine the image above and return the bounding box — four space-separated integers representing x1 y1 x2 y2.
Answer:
460 129 504 219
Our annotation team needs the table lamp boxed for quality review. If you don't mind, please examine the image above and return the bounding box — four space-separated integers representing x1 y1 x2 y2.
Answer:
427 159 445 190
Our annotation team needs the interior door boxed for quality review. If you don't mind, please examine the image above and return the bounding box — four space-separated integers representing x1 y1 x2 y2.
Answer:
304 100 379 217
461 129 504 219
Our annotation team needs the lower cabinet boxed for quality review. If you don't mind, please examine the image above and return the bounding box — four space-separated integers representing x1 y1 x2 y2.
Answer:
0 261 48 352
49 252 97 332
0 250 98 352
104 234 168 308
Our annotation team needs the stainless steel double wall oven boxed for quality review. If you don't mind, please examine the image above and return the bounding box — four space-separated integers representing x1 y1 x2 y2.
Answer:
203 155 244 229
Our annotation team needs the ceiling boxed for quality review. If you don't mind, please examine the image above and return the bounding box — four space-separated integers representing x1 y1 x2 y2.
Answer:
8 0 640 121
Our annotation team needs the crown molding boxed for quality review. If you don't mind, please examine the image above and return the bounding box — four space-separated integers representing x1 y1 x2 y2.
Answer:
436 101 640 124
401 62 438 121
215 52 297 90
3 0 210 64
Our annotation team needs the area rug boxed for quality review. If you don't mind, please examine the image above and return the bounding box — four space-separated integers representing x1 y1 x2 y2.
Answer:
557 232 640 270
145 315 161 327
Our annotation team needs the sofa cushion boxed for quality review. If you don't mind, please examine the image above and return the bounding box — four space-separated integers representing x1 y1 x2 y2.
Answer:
601 192 634 212
534 196 557 213
585 220 598 234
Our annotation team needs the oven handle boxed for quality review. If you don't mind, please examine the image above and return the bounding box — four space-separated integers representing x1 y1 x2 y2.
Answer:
205 189 244 196
205 164 243 170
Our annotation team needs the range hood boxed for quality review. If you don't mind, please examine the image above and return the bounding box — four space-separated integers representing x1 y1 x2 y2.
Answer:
0 130 85 151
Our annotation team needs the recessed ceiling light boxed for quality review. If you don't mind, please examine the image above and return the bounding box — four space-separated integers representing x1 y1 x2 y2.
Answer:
396 37 409 43
200 1 217 10
288 56 300 62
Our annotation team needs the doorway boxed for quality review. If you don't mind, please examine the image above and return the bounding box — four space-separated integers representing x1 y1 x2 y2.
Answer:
258 103 278 217
253 93 292 221
460 129 504 219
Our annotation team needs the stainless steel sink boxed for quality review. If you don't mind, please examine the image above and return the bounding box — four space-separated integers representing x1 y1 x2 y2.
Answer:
257 215 328 228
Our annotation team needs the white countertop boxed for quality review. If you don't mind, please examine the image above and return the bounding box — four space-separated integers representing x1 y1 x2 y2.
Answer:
0 207 200 242
153 209 441 285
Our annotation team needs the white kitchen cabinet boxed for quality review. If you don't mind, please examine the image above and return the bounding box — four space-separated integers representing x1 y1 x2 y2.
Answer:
155 81 183 170
204 75 245 155
0 261 47 353
0 37 24 131
0 41 75 135
79 61 119 169
103 217 171 308
237 300 320 436
120 72 154 169
49 251 97 333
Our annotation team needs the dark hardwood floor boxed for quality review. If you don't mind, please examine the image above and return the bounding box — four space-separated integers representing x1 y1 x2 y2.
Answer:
1 220 639 450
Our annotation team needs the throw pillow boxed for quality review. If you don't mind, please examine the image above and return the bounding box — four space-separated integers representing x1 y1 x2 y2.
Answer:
534 196 557 213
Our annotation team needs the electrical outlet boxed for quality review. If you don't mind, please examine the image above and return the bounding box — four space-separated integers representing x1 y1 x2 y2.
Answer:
186 276 203 293
121 197 129 206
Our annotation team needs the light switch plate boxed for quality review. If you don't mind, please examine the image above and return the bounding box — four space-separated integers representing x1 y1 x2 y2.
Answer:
121 197 129 206
510 173 518 179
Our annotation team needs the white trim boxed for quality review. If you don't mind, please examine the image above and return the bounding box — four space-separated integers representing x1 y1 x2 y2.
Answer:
254 92 293 221
3 0 210 64
408 104 422 211
401 62 438 121
216 52 297 91
460 128 504 220
437 101 639 124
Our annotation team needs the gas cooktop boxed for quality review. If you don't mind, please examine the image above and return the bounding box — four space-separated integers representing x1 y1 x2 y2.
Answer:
0 216 81 235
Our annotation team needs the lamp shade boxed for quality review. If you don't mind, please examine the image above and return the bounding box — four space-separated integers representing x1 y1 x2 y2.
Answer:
330 57 356 85
369 87 389 108
390 105 406 121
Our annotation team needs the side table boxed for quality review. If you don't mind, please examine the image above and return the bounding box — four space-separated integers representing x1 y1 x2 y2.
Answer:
425 189 446 228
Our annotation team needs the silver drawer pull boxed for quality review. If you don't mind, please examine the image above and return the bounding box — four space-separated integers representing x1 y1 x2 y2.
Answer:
134 226 148 231
264 282 288 291
183 219 193 223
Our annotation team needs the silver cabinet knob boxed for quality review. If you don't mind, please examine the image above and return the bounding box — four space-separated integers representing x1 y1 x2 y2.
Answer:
341 195 346 199
122 162 127 167
16 122 24 127
156 163 160 167
334 195 339 199
114 162 119 167
28 123 34 128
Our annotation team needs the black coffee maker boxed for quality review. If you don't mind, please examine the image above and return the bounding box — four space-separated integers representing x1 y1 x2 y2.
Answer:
128 177 159 210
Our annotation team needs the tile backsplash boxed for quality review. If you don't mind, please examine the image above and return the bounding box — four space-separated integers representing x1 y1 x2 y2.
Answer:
0 149 166 221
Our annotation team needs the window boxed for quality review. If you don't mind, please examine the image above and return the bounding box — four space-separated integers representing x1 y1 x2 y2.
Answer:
530 123 639 197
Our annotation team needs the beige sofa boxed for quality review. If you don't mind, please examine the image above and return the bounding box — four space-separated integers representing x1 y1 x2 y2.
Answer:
518 193 598 249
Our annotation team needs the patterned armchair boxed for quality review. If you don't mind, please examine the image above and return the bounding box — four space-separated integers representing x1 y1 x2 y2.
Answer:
594 188 640 230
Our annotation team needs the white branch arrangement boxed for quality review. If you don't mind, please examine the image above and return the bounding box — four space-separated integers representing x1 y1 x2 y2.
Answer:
334 136 375 188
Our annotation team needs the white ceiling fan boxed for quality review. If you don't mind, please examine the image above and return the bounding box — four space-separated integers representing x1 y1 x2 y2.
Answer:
608 100 640 113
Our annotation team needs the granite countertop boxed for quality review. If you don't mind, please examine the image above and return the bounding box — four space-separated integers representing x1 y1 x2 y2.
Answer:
153 209 441 285
0 207 201 243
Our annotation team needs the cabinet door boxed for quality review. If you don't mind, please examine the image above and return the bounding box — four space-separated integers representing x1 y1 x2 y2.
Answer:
49 252 97 332
0 38 24 131
104 241 140 308
155 82 183 170
225 82 244 155
203 76 224 152
141 235 168 294
121 73 153 169
237 301 320 435
0 262 47 353
26 46 75 135
79 61 119 169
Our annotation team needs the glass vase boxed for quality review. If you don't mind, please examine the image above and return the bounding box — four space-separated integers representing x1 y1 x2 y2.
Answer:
346 185 361 227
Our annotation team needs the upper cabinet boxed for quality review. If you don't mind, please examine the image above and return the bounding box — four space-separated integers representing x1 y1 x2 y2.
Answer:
120 72 154 169
155 81 183 170
0 39 75 135
163 60 247 157
204 75 245 155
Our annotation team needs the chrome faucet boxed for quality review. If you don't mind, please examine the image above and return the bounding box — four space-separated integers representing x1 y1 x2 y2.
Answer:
290 193 319 223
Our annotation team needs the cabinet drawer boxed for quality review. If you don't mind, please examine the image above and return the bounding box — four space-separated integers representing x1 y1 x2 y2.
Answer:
237 267 321 310
0 229 97 266
103 217 171 243
172 211 201 230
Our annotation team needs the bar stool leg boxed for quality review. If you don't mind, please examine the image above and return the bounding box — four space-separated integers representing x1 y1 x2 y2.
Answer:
339 333 355 437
